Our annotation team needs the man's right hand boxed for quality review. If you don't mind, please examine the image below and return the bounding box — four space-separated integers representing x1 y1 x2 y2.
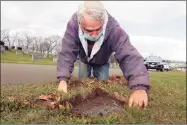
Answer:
57 80 67 93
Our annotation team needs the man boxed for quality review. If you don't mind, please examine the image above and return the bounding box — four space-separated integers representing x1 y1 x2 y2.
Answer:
57 1 150 108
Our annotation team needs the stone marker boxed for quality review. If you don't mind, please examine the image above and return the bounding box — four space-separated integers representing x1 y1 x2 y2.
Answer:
53 57 58 62
44 54 48 58
16 50 23 56
23 49 29 54
0 45 5 54
32 54 43 60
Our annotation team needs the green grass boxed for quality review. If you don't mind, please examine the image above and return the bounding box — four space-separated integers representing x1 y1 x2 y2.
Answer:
1 71 186 124
0 50 80 66
0 50 56 65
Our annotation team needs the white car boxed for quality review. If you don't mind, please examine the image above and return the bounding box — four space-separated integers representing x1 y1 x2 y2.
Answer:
161 62 170 71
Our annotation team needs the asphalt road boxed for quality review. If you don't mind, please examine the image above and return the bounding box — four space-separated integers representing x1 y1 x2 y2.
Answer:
1 63 123 85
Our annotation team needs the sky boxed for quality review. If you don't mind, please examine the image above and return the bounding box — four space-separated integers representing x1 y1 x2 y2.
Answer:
1 1 186 61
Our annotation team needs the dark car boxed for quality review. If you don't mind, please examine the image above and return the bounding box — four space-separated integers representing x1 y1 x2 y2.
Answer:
144 56 169 72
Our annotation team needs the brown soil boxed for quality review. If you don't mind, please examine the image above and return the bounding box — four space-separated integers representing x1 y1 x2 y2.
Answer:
61 88 126 117
68 75 128 88
71 95 124 117
36 88 127 117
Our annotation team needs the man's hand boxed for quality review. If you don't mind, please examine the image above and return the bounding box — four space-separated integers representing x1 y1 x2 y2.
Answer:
128 90 148 108
57 80 67 93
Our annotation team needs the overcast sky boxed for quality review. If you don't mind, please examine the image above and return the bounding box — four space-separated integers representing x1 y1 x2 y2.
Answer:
1 1 186 61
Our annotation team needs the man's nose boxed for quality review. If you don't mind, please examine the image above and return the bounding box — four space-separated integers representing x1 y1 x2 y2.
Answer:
90 32 99 38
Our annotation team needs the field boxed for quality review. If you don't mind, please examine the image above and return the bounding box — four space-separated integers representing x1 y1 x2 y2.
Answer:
1 71 186 124
1 50 56 65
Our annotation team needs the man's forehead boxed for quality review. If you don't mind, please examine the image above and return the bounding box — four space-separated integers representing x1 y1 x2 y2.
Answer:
81 15 104 30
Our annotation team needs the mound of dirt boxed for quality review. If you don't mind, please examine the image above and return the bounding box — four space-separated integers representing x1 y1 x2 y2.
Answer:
67 88 127 117
68 75 128 88
108 75 128 85
37 88 127 117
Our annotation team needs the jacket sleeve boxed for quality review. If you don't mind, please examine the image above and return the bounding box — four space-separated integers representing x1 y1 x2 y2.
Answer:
112 26 150 92
57 14 79 82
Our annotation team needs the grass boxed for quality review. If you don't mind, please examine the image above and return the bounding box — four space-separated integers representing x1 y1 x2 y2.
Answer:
0 50 80 66
0 50 57 65
1 71 186 124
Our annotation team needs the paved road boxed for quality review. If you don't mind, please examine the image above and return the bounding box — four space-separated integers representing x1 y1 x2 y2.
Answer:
1 63 123 85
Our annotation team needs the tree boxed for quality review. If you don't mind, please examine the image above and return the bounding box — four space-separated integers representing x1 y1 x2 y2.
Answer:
43 35 61 56
1 29 11 47
23 33 34 50
17 35 24 48
33 36 43 52
54 37 62 55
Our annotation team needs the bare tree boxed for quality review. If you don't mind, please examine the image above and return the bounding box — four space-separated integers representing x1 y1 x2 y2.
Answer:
17 35 24 48
1 29 6 41
29 37 36 52
55 38 62 55
23 33 34 50
34 36 43 52
38 41 48 54
1 29 11 47
43 35 60 56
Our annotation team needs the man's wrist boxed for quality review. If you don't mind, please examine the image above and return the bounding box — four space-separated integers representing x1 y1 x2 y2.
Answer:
59 80 68 85
131 84 149 93
57 77 69 83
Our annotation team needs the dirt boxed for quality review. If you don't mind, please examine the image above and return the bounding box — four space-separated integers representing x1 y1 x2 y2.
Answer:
68 75 128 88
35 75 128 116
36 87 127 117
67 88 126 117
71 94 125 117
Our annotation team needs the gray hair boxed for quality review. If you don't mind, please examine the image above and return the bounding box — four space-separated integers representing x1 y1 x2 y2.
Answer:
77 1 106 24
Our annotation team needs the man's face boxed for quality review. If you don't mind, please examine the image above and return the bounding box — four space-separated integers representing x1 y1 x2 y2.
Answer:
80 14 104 38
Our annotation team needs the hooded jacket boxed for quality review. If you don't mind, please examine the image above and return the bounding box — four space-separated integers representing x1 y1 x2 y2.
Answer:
57 12 150 92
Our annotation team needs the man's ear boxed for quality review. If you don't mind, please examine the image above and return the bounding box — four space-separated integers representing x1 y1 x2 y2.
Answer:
79 24 84 34
80 23 84 29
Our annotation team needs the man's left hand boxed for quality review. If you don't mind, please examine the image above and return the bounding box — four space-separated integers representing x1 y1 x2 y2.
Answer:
128 90 148 108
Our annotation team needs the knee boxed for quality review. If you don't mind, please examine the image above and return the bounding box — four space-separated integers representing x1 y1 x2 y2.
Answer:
99 75 108 80
94 71 109 80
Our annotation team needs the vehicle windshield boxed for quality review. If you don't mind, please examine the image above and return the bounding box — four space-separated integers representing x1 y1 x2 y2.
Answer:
145 56 163 63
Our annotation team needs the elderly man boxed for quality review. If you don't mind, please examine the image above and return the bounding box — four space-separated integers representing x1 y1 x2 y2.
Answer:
57 1 150 108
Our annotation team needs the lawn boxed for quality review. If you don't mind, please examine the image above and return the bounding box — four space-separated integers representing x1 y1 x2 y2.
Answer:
0 50 81 66
0 50 56 65
1 71 186 124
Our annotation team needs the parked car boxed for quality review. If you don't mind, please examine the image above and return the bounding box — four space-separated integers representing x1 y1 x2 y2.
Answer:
168 65 173 71
144 56 170 72
162 62 170 71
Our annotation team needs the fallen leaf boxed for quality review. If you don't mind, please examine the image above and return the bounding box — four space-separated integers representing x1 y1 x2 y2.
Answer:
37 93 59 109
59 104 65 111
114 92 127 103
39 93 57 102
7 96 16 102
